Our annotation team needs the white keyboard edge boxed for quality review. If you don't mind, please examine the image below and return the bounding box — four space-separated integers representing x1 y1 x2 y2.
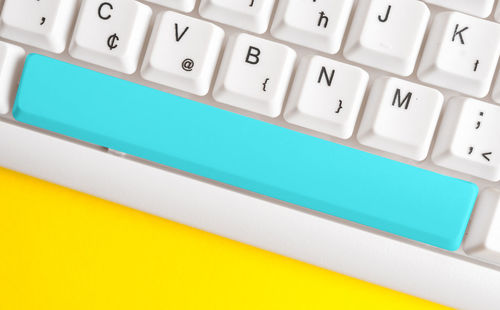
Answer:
1 119 499 310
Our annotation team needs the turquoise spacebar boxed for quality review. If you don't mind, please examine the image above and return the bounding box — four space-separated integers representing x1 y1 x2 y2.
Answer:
13 54 478 250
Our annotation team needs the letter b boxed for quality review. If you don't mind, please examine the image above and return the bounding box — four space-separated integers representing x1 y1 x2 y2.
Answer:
245 46 261 65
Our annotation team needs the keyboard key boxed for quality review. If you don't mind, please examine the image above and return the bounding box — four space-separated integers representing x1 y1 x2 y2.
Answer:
493 71 500 103
423 0 495 18
495 2 500 22
432 97 500 181
418 12 500 98
213 33 296 117
144 0 196 12
141 12 224 96
343 0 429 76
270 0 353 54
0 0 78 53
464 188 500 265
0 42 24 115
357 77 443 161
199 0 275 34
13 54 478 250
69 0 152 74
284 55 368 139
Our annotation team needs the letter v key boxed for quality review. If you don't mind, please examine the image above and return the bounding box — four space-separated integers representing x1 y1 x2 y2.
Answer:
175 23 189 42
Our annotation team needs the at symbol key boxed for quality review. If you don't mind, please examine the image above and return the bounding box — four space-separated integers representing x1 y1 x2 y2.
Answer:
141 11 224 96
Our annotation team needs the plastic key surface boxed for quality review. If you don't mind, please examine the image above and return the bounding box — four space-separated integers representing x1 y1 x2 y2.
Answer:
13 54 478 251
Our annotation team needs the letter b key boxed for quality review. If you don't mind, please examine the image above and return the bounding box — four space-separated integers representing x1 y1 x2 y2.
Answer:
213 33 296 117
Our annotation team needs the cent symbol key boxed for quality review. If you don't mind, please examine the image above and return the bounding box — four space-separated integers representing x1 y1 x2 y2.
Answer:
213 33 296 117
433 98 500 181
141 12 224 96
69 0 152 74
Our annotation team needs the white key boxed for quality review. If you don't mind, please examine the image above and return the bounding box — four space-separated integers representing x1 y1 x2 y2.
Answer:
418 12 500 98
199 0 275 34
69 0 152 74
357 77 443 161
343 0 429 76
423 0 495 18
493 71 500 103
144 0 196 12
0 0 78 53
464 188 500 265
283 56 368 139
0 42 24 115
270 0 353 54
141 12 224 96
495 2 500 22
432 97 500 181
213 33 296 117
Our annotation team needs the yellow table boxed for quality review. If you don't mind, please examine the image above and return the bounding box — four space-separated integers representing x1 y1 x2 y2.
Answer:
0 167 449 309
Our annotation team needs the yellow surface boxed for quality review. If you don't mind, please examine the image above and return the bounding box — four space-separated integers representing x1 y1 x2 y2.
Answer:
0 167 450 310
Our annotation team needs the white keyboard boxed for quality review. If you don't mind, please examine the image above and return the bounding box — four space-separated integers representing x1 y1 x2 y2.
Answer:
1 1 500 309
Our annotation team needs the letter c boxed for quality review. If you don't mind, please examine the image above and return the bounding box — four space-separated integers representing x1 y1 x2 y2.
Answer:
98 2 113 20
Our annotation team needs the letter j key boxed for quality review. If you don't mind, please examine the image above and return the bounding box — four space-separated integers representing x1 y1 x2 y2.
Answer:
418 12 500 98
343 0 429 76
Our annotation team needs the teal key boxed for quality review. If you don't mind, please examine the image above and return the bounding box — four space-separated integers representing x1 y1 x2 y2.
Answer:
13 54 478 250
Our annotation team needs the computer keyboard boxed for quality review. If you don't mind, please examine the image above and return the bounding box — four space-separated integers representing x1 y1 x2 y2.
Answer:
1 0 500 309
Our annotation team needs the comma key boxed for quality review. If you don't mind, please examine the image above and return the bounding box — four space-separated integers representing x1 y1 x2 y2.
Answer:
0 0 78 53
433 97 500 181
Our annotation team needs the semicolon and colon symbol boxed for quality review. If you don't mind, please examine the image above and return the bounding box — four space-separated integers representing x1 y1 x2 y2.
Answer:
468 112 492 161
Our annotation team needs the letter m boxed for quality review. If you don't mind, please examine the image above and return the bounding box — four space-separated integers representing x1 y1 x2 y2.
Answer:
392 89 412 110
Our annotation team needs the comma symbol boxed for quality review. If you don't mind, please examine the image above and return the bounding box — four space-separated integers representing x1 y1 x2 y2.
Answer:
40 17 46 25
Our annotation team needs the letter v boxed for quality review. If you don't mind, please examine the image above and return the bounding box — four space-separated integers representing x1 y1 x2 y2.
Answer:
175 23 189 42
